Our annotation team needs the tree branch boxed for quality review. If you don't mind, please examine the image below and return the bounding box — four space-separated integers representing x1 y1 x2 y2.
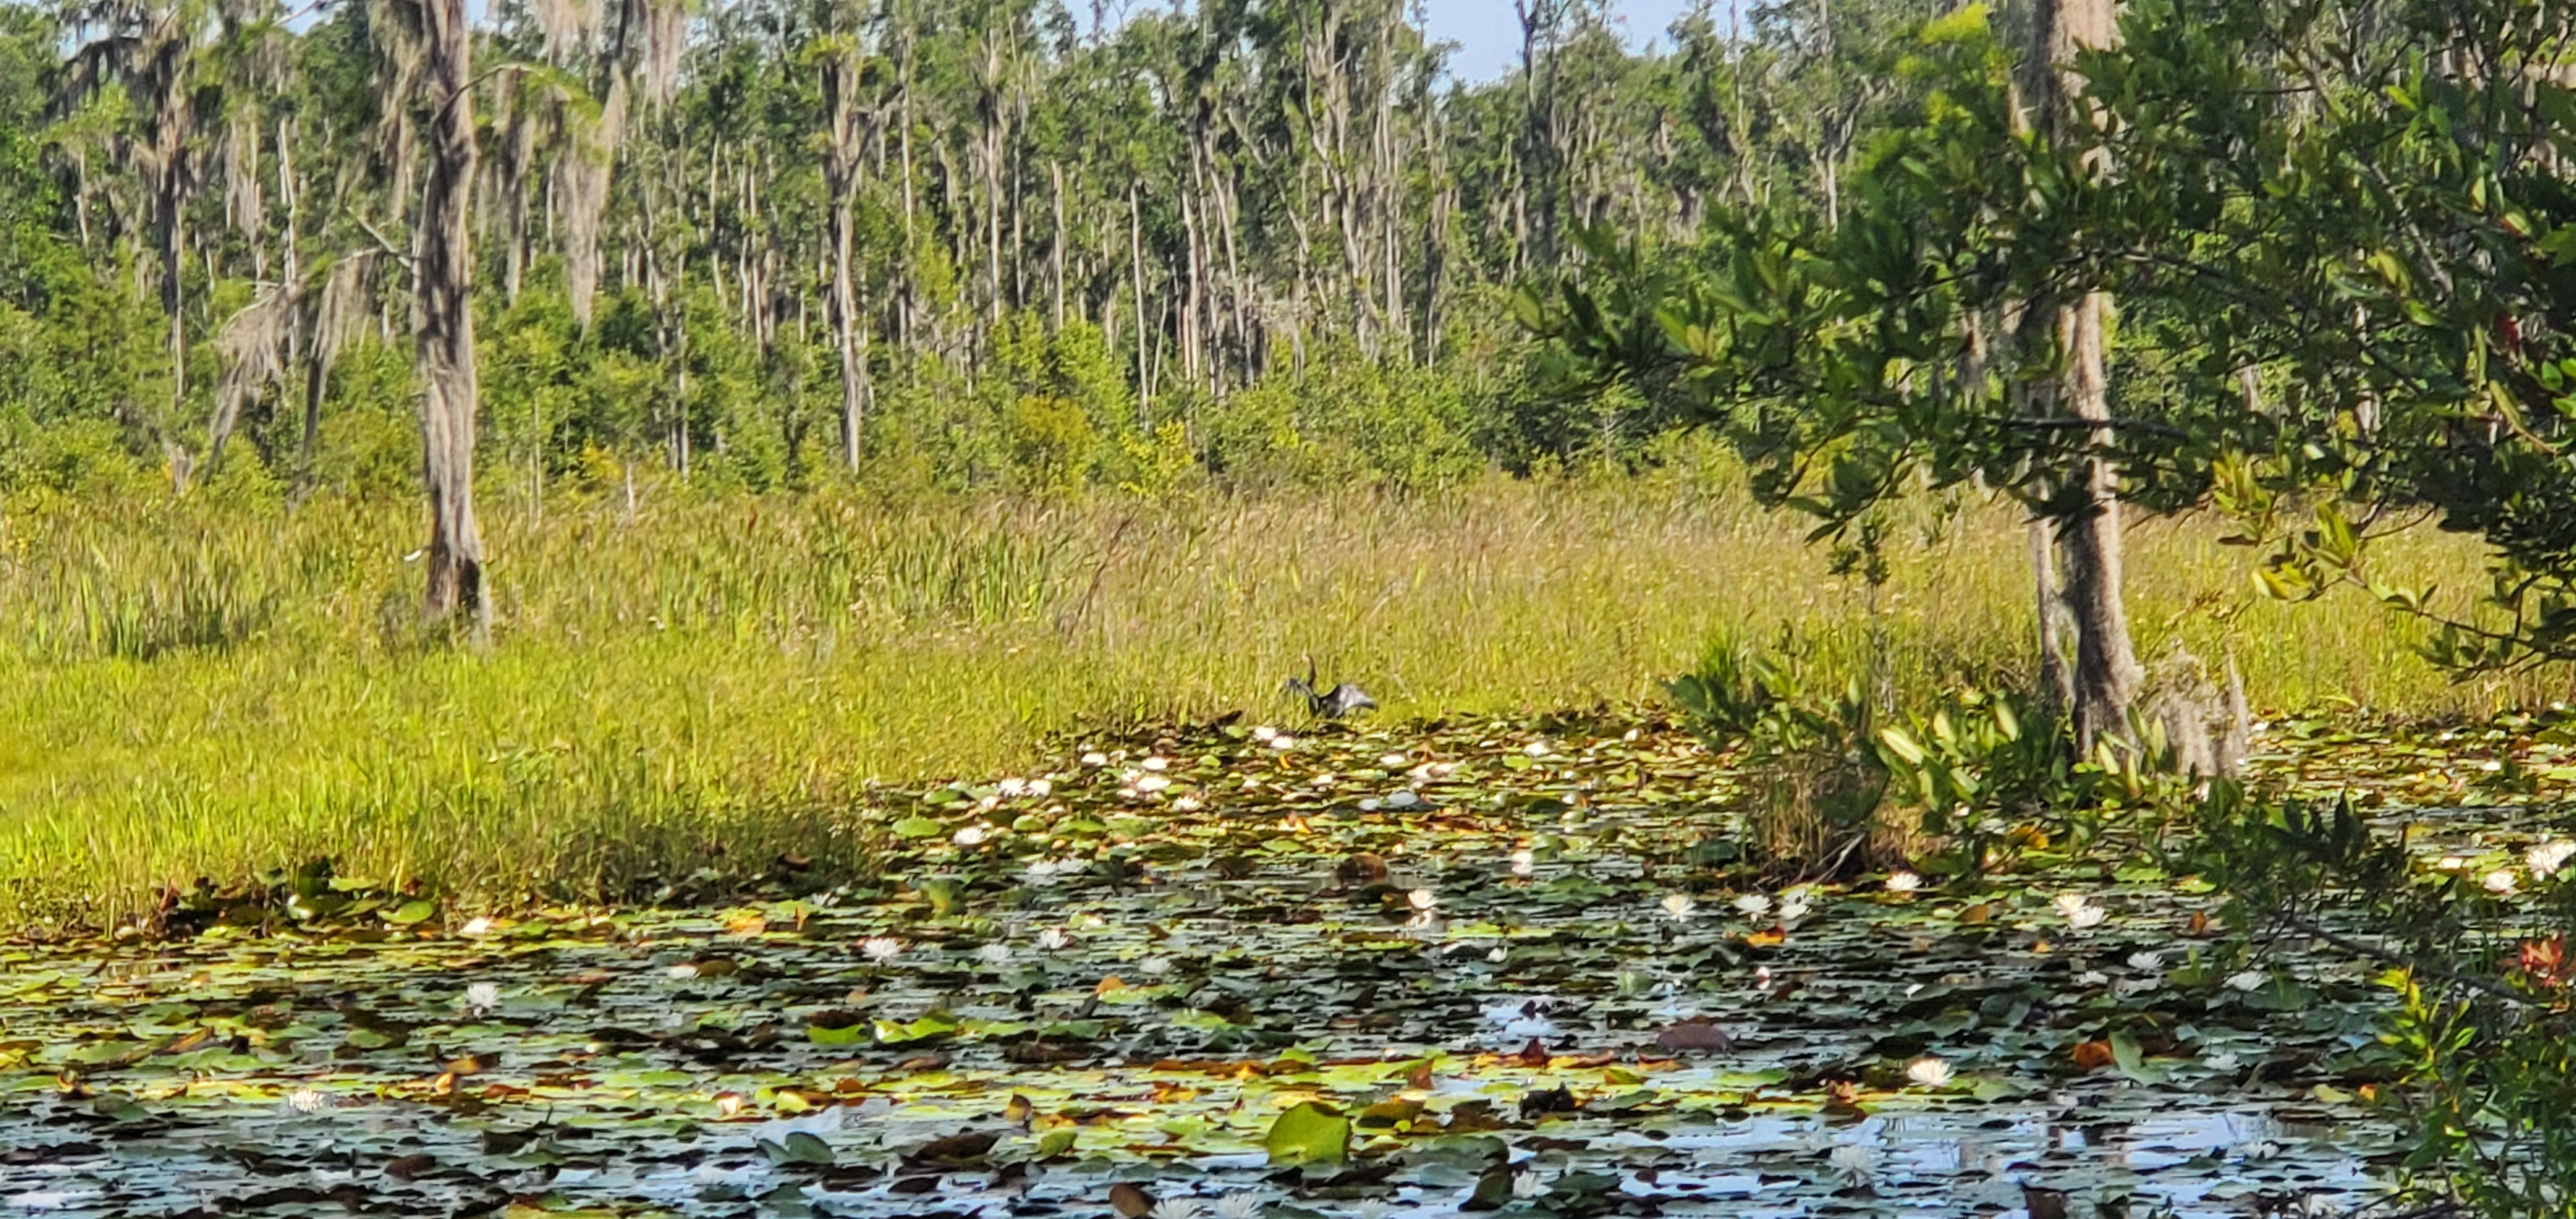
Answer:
2279 914 2536 1008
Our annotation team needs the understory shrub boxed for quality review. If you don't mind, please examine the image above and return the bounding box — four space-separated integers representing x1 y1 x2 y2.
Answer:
2177 782 2576 1219
1668 639 1892 878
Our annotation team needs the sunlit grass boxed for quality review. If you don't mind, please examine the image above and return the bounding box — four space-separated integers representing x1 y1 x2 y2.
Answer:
0 454 2547 928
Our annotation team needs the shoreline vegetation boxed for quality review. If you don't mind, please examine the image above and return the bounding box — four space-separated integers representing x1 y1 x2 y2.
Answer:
0 468 2551 931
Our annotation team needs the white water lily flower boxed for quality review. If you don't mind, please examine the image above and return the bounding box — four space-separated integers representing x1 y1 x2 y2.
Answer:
1358 798 1383 812
666 963 699 979
1172 795 1203 813
1659 893 1699 921
1512 1170 1547 1199
1036 928 1073 951
1149 1199 1202 1219
1027 778 1052 797
2485 869 2519 894
862 937 903 963
1213 1195 1264 1219
1380 753 1409 767
1407 888 1438 912
1080 751 1108 767
1885 871 1922 893
2076 970 2110 987
1251 725 1277 741
1022 859 1063 885
2054 893 2108 932
459 916 497 937
1386 790 1422 809
1777 890 1813 924
464 982 502 1013
1138 956 1174 977
996 778 1029 798
1905 1056 1954 1088
286 1087 330 1115
1509 848 1536 878
953 824 992 847
2127 951 2165 972
2436 855 2471 871
976 943 1013 965
1142 756 1169 772
1268 736 1297 751
1828 1143 1881 1179
1734 893 1773 919
2226 970 2267 992
1136 775 1172 793
2531 840 2576 879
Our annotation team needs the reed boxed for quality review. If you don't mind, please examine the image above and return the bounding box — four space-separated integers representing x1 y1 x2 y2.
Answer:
0 460 2543 927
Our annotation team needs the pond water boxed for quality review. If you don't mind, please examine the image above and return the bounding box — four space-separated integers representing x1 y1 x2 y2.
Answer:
4 713 2496 1219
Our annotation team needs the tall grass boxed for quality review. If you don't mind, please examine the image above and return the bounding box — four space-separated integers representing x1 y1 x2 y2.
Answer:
0 457 2548 928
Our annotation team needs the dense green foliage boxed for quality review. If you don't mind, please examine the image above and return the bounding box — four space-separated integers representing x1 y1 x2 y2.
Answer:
1535 0 2576 680
0 0 1981 498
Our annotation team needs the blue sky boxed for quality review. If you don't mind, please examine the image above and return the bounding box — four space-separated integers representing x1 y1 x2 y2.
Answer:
1417 0 1701 80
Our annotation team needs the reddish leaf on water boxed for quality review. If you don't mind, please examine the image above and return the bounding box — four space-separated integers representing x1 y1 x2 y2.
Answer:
1108 1181 1155 1218
1356 1096 1424 1128
1655 1019 1733 1053
385 1154 435 1181
908 1131 999 1165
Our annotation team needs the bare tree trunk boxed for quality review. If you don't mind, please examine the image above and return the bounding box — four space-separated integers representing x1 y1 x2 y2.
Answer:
2053 290 2140 747
2019 0 2138 750
418 0 486 629
823 47 873 469
1129 181 1150 420
1050 158 1066 330
2028 516 2076 710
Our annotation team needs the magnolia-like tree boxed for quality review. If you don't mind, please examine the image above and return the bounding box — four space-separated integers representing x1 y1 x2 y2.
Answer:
1535 0 2576 744
1531 0 2152 749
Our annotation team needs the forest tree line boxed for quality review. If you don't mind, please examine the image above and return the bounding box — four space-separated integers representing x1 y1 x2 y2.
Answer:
0 0 1952 502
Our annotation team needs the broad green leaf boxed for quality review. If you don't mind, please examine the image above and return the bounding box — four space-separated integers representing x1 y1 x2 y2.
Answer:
1264 1101 1351 1166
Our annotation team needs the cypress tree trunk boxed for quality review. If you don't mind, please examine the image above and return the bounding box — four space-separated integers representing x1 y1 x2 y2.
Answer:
2021 0 2140 750
418 0 486 627
2055 289 2140 748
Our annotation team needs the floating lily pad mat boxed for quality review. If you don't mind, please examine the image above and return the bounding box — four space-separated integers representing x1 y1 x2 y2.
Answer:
16 707 2561 1219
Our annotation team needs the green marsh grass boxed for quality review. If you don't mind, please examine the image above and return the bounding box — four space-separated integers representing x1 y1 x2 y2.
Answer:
0 461 2549 928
